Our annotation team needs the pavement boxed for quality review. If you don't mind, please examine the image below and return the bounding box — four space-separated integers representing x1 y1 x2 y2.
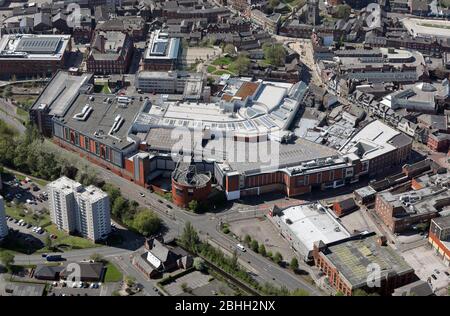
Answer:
3 91 324 297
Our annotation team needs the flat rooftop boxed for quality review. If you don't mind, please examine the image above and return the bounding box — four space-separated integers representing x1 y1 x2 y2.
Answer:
47 176 82 194
340 120 411 161
57 94 146 150
324 234 414 288
32 71 93 116
432 215 450 230
0 34 70 61
144 30 180 61
402 17 450 39
141 127 344 175
135 79 306 139
276 203 350 253
379 186 450 217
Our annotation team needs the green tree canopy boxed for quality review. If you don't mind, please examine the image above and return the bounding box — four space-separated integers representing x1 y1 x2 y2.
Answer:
179 222 200 252
290 257 299 271
0 251 14 272
250 240 259 252
223 44 236 56
132 211 161 237
334 4 351 19
233 54 251 75
258 244 266 256
273 252 283 265
263 43 286 67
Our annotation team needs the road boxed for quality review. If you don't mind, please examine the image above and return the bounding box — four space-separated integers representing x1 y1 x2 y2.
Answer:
0 100 26 133
13 246 134 266
3 90 323 296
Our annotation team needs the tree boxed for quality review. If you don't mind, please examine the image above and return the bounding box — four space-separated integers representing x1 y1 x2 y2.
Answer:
268 0 280 8
334 4 351 19
112 196 128 218
291 289 309 296
125 276 136 287
244 234 252 246
335 291 345 296
0 251 14 272
132 211 161 237
193 257 206 271
353 289 369 296
90 253 104 263
273 252 283 265
188 200 199 213
223 44 236 56
44 235 53 250
258 244 266 257
290 257 299 272
250 240 259 252
262 43 286 67
233 54 251 75
179 222 200 252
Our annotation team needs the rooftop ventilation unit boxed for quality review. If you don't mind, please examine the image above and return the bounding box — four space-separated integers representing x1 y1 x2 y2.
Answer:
110 115 124 134
73 104 93 121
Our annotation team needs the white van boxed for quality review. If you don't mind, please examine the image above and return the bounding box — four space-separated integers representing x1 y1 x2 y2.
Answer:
236 244 246 252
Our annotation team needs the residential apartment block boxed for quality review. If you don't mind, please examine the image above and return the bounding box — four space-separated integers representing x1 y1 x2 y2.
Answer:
47 177 111 241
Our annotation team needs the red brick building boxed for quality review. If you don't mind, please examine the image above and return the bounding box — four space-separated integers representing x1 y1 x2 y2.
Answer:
171 163 212 208
86 31 133 75
312 233 415 296
428 216 450 267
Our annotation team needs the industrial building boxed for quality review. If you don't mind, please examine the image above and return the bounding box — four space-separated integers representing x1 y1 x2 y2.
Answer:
269 202 351 260
0 34 71 79
47 177 111 242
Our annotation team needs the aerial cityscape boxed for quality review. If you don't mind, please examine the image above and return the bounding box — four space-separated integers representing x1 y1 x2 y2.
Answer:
0 0 449 300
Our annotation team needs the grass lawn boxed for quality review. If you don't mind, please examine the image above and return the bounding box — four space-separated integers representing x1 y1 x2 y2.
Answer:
214 70 235 76
101 84 112 94
12 95 38 109
45 225 100 251
16 107 29 120
4 169 49 187
104 262 123 282
207 65 216 73
5 204 51 227
212 56 234 66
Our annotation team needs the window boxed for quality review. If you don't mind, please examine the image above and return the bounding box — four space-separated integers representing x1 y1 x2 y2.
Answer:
95 142 100 156
84 137 90 151
345 168 353 178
